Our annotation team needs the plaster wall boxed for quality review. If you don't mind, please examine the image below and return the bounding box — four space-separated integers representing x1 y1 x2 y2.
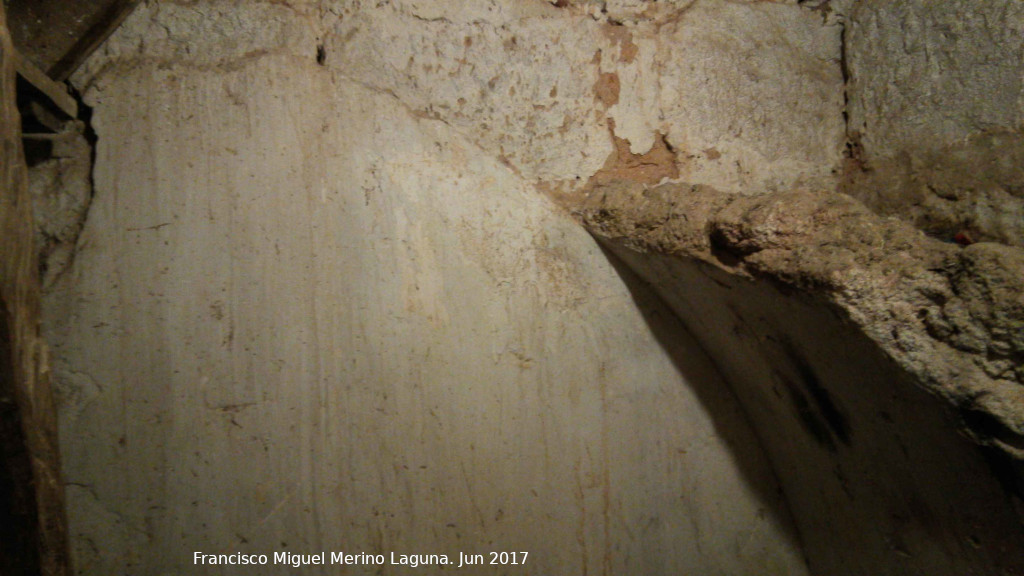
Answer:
42 2 823 573
845 0 1024 246
40 0 1024 574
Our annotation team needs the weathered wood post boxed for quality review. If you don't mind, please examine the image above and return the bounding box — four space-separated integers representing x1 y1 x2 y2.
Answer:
0 3 70 575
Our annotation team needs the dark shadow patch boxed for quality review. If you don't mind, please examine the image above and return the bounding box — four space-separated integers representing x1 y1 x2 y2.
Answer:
596 243 807 549
780 339 852 448
20 137 53 168
591 235 1024 573
973 444 1024 504
775 369 837 453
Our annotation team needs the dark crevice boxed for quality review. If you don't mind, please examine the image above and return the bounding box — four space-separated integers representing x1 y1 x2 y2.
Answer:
838 18 853 151
68 83 97 200
831 8 869 180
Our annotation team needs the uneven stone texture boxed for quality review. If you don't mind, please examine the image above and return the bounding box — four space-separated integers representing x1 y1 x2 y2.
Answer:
0 3 70 575
26 122 92 290
844 0 1024 246
576 181 1024 442
78 0 844 194
43 2 829 574
574 180 1024 574
42 0 1024 575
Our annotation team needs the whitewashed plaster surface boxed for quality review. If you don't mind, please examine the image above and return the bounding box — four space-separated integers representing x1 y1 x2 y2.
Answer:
39 1 853 573
78 0 846 194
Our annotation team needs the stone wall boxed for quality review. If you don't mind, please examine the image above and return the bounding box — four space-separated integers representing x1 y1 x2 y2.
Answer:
844 0 1024 246
37 0 1024 574
44 1 825 574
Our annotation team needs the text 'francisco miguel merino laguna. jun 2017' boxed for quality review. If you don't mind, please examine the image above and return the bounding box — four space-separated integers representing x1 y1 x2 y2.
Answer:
194 550 530 568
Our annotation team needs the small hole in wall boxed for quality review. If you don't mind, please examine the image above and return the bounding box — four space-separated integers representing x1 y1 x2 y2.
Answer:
707 229 743 268
316 44 326 66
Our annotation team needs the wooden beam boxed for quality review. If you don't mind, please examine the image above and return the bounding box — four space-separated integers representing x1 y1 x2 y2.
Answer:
48 0 143 81
12 49 77 118
0 4 71 576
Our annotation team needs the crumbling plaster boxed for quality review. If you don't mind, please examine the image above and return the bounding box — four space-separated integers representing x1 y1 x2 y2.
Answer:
47 60 810 574
32 0 1024 574
27 122 93 289
38 1 857 574
75 0 846 194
